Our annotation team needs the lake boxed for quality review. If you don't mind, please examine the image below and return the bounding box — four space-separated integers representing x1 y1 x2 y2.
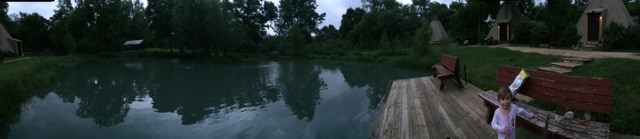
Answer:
8 58 429 139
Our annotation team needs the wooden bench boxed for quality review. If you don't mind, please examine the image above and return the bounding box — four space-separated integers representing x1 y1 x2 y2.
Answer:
432 54 463 89
478 65 614 138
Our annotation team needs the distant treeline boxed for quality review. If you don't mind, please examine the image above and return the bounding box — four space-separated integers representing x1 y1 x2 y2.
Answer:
1 0 639 56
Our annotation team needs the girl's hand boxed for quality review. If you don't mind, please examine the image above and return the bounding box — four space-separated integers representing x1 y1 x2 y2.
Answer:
502 126 509 133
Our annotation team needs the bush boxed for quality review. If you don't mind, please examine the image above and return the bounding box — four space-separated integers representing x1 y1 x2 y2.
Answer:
603 22 626 50
513 20 549 46
414 22 432 57
601 23 640 50
558 25 581 48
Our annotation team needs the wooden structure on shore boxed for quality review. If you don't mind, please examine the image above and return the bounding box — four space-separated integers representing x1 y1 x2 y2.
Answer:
371 76 495 139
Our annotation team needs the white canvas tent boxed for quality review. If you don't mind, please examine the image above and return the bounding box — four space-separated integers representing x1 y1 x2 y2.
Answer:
486 2 522 43
576 0 634 43
0 23 22 56
429 16 449 44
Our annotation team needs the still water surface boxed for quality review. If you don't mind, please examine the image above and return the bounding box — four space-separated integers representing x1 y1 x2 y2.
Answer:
9 58 429 139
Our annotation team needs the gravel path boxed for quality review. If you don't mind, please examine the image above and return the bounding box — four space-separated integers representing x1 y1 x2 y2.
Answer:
487 45 640 60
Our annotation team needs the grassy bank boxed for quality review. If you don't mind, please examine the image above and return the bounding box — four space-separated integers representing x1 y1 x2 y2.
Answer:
0 56 80 136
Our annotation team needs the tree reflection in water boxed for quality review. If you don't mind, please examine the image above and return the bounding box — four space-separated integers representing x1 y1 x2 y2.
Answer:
41 58 426 127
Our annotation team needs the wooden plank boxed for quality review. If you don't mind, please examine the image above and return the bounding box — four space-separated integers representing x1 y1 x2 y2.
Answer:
418 77 441 138
527 70 614 88
425 77 465 138
400 81 410 139
422 77 453 138
434 65 454 77
409 79 428 138
526 75 614 97
525 78 613 105
380 80 401 139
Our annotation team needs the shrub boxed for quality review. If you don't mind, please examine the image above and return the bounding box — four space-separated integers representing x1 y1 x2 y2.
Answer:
513 20 549 46
602 22 626 50
558 25 581 48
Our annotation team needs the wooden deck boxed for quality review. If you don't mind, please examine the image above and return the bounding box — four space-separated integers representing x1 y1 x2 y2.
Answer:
371 76 496 139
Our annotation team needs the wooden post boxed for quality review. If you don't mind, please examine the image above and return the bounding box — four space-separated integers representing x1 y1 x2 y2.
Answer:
464 64 467 84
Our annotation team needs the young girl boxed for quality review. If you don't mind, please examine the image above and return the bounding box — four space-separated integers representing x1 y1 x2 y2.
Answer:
491 86 535 139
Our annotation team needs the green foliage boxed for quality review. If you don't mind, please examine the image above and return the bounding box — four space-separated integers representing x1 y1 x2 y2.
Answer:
316 25 339 42
448 1 494 43
227 0 278 52
339 8 366 38
541 0 583 46
13 13 51 53
347 4 420 48
603 23 640 50
172 0 238 54
513 20 549 46
603 23 627 50
413 22 432 56
278 26 307 55
146 0 175 49
276 0 325 39
558 25 581 48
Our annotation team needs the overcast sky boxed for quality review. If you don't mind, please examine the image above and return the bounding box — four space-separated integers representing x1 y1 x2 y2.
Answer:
7 0 544 29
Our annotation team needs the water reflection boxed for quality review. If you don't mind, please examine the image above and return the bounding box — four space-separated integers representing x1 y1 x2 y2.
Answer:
53 59 150 127
8 58 428 138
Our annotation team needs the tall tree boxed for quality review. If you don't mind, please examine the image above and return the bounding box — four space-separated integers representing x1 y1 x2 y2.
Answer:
339 8 365 38
173 0 235 53
49 0 77 53
128 0 148 40
0 2 16 35
316 25 339 41
14 13 51 52
276 0 325 40
146 0 175 49
230 0 277 51
516 0 535 16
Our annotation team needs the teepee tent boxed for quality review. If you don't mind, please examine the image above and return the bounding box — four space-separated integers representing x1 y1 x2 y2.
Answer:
429 16 449 44
576 0 634 43
0 23 22 56
486 2 522 43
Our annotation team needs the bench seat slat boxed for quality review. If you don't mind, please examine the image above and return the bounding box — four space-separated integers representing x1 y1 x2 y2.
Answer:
434 64 454 77
527 70 614 88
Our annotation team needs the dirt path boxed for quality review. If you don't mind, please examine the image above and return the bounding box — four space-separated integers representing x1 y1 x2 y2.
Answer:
2 57 32 63
487 45 640 60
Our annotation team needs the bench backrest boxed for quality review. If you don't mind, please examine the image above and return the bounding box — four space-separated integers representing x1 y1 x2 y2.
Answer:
496 65 614 115
440 54 460 73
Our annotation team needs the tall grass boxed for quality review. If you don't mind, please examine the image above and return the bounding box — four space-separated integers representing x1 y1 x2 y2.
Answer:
0 56 79 136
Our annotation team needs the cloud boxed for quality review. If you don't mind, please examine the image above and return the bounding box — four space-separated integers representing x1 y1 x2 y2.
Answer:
315 0 361 28
7 2 57 19
7 0 148 20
